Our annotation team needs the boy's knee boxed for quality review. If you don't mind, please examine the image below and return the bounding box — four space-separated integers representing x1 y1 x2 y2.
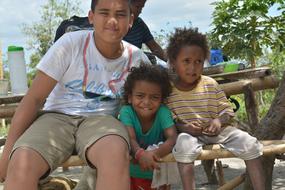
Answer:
172 133 202 163
234 133 263 160
87 135 129 164
8 148 49 179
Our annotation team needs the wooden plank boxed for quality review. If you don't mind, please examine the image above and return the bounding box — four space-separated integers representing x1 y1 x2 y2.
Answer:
0 105 18 118
209 67 271 81
220 75 279 96
0 95 23 105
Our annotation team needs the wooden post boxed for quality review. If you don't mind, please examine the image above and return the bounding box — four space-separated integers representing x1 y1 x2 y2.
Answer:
202 160 218 184
243 83 259 132
0 41 3 79
216 160 226 186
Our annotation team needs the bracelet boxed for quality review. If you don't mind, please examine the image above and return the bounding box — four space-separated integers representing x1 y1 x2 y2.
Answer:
135 148 145 160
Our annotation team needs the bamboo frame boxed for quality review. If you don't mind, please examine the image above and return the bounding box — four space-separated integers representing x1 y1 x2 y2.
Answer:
60 140 285 167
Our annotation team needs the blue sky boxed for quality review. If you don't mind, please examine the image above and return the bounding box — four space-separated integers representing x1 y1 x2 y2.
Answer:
0 0 215 63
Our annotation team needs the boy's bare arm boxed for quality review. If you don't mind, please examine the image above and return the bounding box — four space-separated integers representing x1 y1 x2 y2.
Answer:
126 126 141 157
126 126 160 171
154 125 177 159
146 39 167 62
0 71 57 181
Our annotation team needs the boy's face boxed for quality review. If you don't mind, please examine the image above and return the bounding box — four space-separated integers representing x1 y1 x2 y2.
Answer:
128 80 162 120
89 0 134 44
172 45 205 90
131 0 146 19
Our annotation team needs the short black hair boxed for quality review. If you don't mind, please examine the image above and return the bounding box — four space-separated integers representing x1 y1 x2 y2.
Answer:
91 0 132 11
131 0 146 4
123 63 172 103
166 27 209 63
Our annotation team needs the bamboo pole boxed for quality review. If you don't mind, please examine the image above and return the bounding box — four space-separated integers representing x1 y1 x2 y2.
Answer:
59 140 285 167
217 173 246 190
161 140 285 162
220 75 279 96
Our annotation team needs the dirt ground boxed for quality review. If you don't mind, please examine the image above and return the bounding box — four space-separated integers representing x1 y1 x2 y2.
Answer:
0 157 284 189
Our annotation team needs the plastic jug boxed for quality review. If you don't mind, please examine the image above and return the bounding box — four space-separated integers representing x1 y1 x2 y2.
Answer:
210 49 224 65
8 46 28 95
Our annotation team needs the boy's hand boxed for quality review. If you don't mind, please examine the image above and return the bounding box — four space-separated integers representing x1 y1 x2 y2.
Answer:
0 157 8 183
202 118 222 136
176 120 203 136
138 150 160 171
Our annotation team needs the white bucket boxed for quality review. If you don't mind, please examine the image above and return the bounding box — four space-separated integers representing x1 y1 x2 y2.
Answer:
8 46 28 95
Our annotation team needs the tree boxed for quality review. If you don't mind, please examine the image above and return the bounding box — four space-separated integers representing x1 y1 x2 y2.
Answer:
240 70 285 189
209 0 285 68
22 0 82 81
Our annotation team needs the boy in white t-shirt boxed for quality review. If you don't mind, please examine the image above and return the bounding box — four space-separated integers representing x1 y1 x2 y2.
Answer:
0 0 150 189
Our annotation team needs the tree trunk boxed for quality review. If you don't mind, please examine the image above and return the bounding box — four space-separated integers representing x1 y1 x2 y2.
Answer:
243 71 285 189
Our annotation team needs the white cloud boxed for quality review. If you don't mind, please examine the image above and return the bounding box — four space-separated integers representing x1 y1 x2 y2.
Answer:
141 0 215 33
0 0 45 58
0 0 215 61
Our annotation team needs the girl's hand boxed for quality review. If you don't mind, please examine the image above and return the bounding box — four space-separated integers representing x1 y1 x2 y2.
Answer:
138 150 160 171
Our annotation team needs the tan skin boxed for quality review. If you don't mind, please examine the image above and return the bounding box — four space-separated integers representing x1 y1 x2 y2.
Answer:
172 45 229 137
127 80 177 182
0 0 134 190
171 45 265 190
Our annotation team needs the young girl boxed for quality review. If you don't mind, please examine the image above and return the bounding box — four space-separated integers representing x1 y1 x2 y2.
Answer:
119 64 178 190
166 27 264 190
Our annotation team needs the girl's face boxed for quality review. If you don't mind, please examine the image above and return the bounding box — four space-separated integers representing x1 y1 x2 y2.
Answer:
172 45 205 90
128 80 162 120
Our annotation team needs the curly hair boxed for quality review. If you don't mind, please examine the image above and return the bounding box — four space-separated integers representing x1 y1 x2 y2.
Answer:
166 27 210 63
123 63 172 104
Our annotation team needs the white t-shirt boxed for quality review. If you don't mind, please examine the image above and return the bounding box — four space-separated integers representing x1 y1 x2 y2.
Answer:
37 30 150 116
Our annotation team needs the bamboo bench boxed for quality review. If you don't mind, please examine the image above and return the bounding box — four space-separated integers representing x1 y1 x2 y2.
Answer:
62 140 285 167
0 139 284 189
61 140 285 190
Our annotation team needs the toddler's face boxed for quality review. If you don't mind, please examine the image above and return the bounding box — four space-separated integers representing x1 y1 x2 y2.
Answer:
172 45 205 90
128 80 162 120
